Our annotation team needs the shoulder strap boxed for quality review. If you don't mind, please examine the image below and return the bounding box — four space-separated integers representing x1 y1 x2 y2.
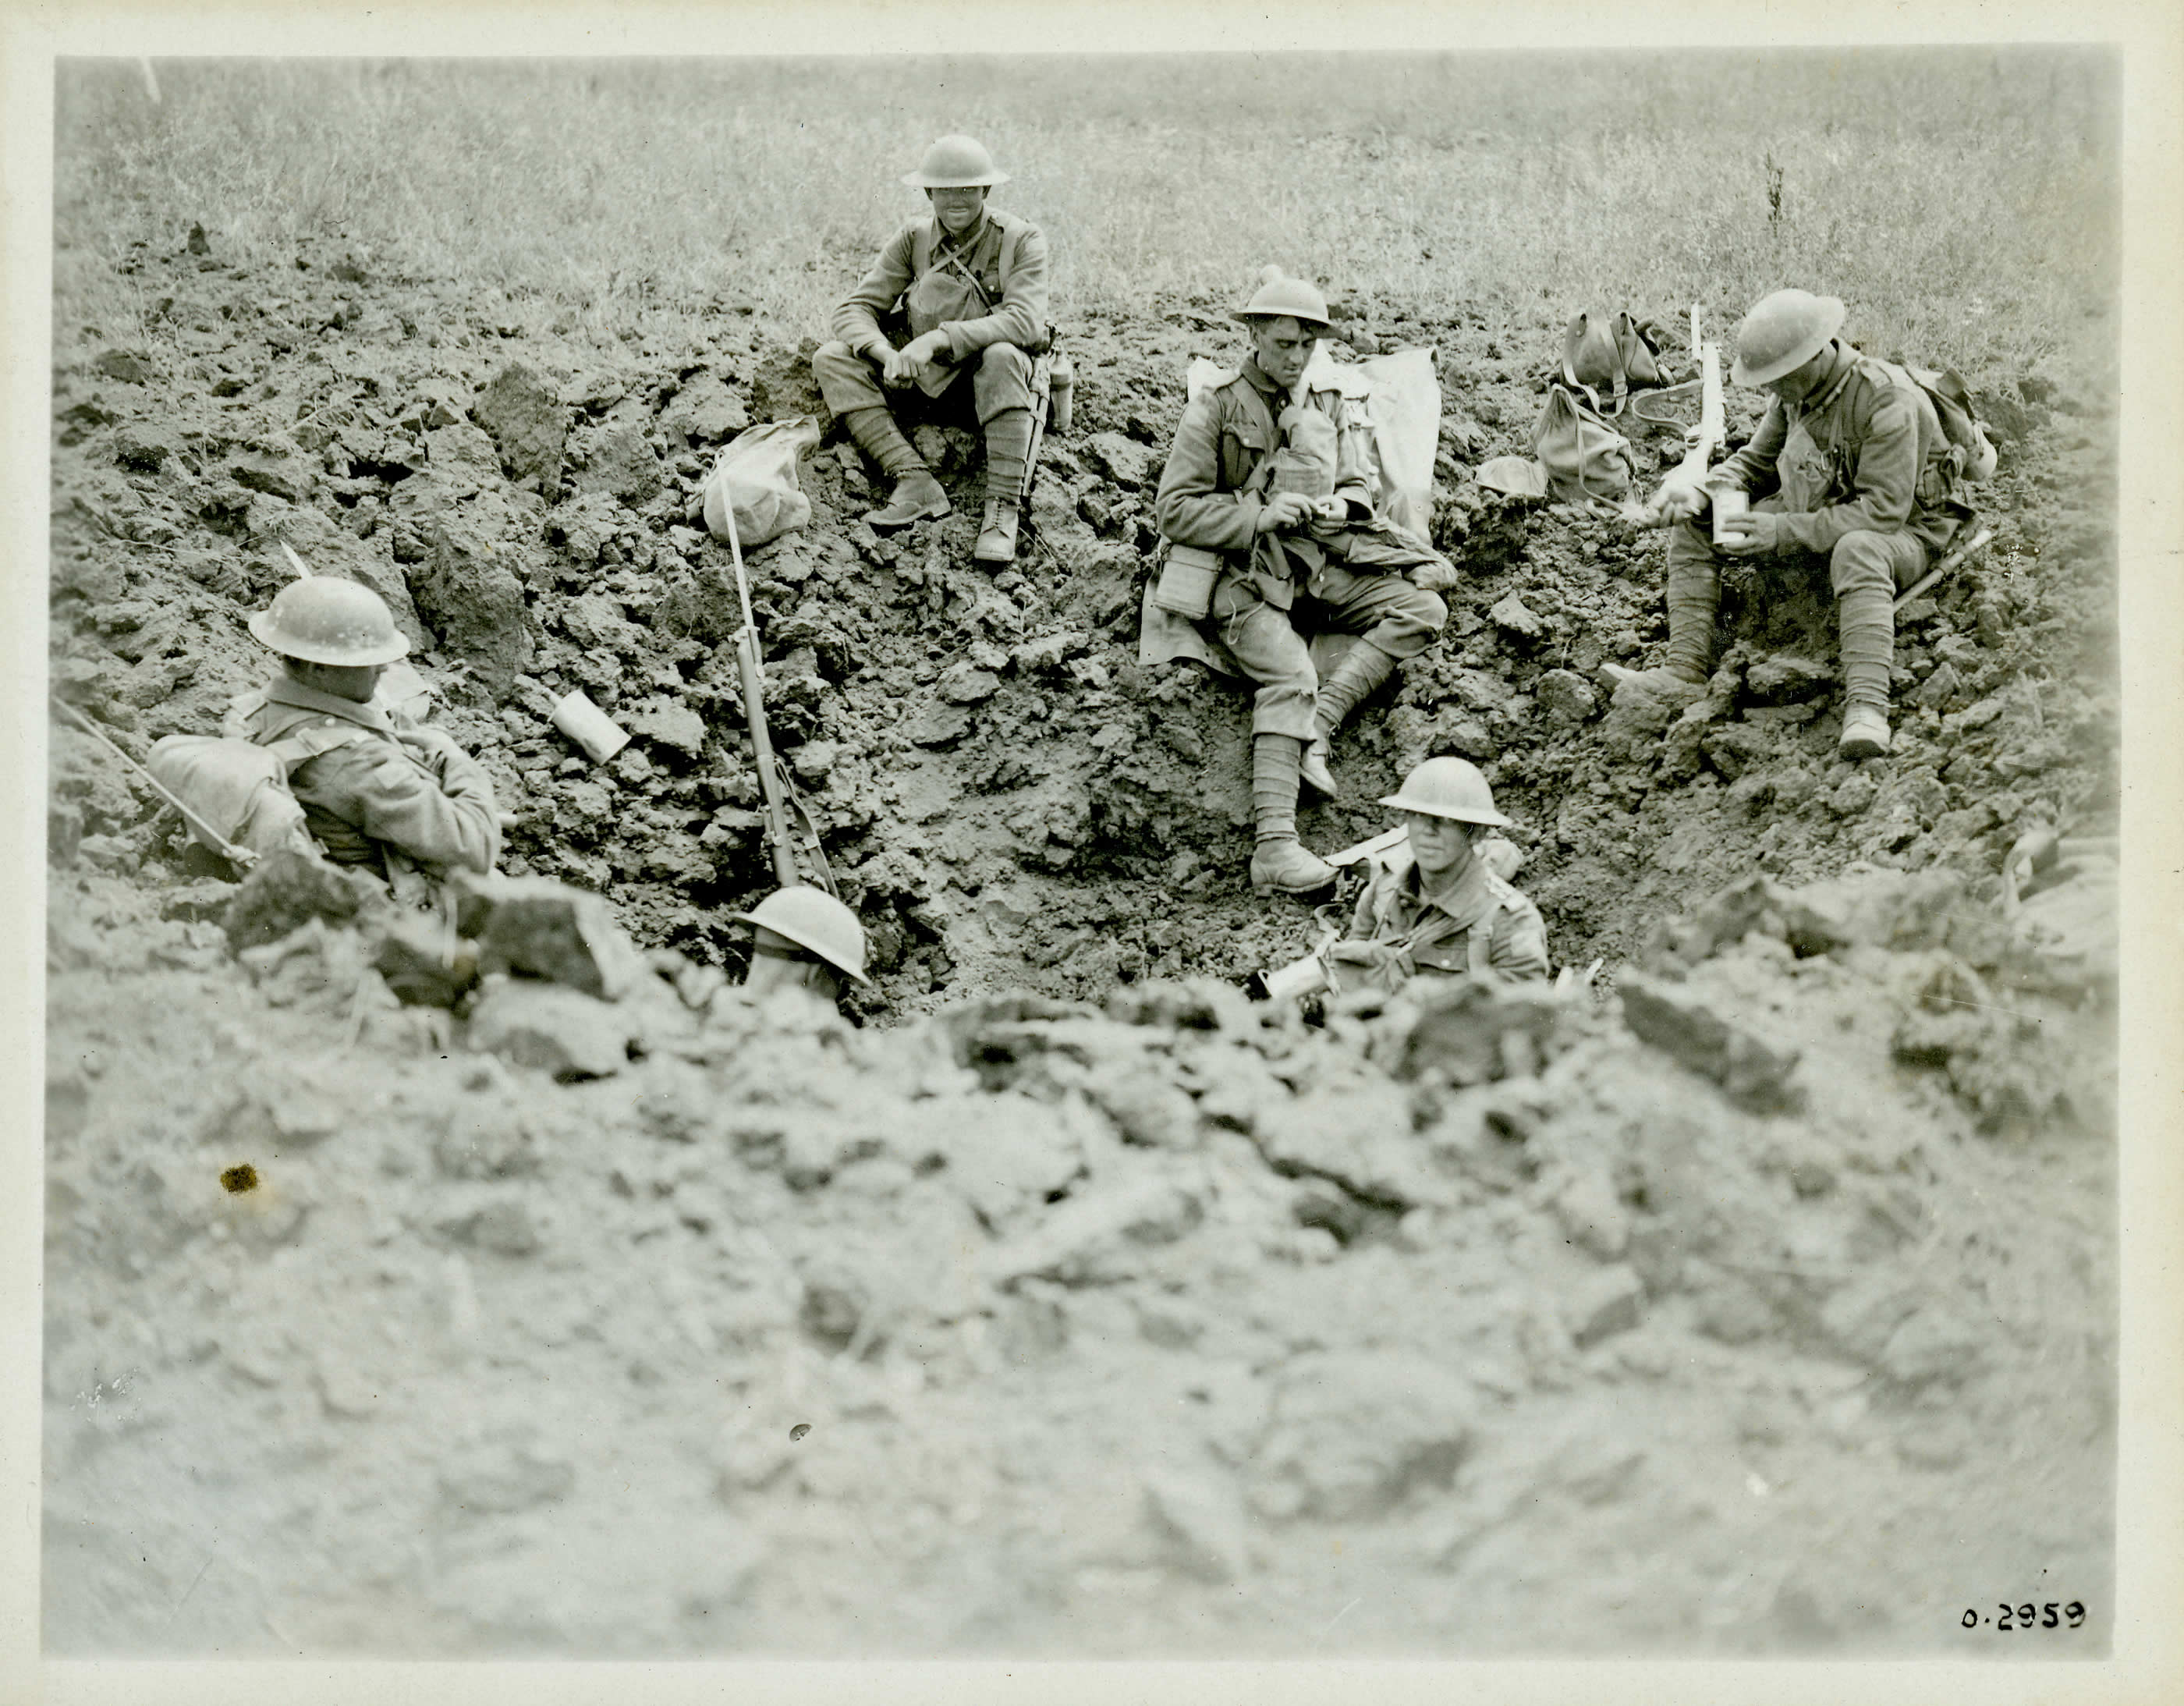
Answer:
262 719 378 774
1234 381 1283 499
1466 896 1505 977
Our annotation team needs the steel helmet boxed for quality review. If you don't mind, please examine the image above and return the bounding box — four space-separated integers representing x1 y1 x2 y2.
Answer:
1232 271 1334 332
730 886 873 986
248 576 410 666
902 135 1009 190
1378 757 1512 826
1730 289 1846 388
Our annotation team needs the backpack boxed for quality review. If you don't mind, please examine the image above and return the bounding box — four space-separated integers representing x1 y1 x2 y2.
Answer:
1884 360 1998 484
1561 309 1665 413
1533 382 1635 505
147 729 352 864
702 417 821 548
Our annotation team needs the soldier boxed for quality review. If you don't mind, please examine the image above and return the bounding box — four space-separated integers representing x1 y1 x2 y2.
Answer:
731 886 873 1012
1612 288 1967 760
1328 757 1550 991
1150 272 1449 896
226 576 500 901
810 134 1051 566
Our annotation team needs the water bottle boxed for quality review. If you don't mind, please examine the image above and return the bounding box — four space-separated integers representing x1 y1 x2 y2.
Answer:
1047 352 1073 436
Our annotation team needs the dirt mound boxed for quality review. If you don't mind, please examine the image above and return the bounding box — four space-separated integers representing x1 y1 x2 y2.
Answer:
43 232 2118 1655
42 851 2114 1655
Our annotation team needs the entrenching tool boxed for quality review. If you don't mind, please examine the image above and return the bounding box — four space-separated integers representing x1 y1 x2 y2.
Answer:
1893 525 1994 613
51 696 259 869
718 499 838 898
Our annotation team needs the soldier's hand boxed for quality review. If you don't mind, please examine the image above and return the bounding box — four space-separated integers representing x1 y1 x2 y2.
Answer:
886 331 951 384
1714 511 1779 556
1653 479 1710 523
1255 491 1319 534
1327 939 1402 972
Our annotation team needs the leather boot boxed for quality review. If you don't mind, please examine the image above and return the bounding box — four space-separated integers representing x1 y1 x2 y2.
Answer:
1600 661 1707 703
868 470 951 531
1838 704 1892 760
973 498 1020 565
1248 733 1335 896
842 406 949 531
1303 642 1402 798
1252 838 1338 896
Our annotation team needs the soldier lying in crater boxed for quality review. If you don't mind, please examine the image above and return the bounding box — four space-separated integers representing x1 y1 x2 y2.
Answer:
1327 758 1551 991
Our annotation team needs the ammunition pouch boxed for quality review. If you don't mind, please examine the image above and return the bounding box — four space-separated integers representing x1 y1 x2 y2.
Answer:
1154 542 1225 621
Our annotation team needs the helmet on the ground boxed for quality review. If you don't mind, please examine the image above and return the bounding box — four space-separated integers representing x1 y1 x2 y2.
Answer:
248 576 410 666
1731 288 1846 387
902 135 1009 190
730 886 873 986
1232 271 1334 332
1379 757 1512 826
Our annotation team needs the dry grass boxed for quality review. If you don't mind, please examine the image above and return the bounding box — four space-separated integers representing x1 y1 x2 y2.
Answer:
54 50 2117 379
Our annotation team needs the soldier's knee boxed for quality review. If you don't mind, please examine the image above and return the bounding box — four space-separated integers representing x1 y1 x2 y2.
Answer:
1665 519 1720 568
1408 589 1448 633
979 341 1030 377
1828 530 1896 597
810 340 859 378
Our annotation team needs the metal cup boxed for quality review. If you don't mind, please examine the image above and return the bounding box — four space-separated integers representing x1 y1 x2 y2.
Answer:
1252 952 1331 1002
1710 484 1749 545
550 689 631 764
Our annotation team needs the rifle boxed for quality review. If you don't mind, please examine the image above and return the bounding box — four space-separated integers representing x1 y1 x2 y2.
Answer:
1019 332 1061 509
1629 305 1725 527
718 498 837 896
51 696 260 869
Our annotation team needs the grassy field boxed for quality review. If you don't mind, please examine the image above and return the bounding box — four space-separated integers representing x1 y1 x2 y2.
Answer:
52 51 2116 383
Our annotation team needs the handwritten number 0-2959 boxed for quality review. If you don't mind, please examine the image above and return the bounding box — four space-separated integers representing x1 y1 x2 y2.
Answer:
1962 1602 2085 1630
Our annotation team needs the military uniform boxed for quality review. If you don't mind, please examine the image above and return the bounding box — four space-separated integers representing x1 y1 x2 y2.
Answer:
1663 342 1965 697
1149 359 1447 740
1342 844 1551 991
227 676 501 894
811 208 1051 435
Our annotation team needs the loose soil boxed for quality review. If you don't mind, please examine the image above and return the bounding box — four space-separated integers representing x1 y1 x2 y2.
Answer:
41 231 2119 1655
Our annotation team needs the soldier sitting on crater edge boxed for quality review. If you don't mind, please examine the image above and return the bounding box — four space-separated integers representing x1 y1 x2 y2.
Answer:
1608 287 1973 762
1145 271 1455 900
810 133 1051 566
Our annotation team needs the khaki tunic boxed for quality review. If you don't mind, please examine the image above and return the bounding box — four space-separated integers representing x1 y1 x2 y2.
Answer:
829 209 1051 398
1152 361 1376 609
1712 343 1962 555
1343 846 1551 991
227 676 501 886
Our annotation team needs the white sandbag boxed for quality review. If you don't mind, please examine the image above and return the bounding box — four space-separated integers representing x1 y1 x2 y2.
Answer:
703 417 821 549
1333 345 1442 534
